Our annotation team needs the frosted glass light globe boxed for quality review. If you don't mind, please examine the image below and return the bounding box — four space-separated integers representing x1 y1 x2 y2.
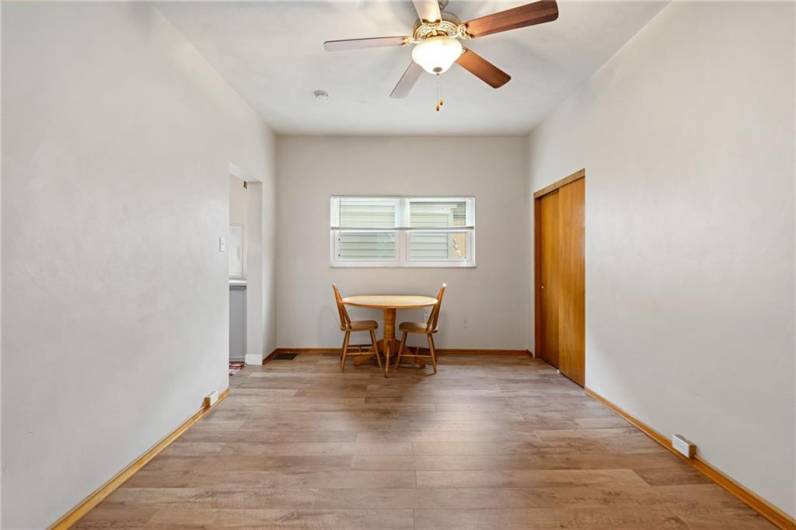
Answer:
411 36 463 75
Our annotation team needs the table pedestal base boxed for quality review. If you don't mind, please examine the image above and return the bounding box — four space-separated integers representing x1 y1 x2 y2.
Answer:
352 339 427 370
346 306 428 376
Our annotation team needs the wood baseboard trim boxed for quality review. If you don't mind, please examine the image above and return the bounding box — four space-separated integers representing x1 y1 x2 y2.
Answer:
49 388 230 530
438 348 532 356
584 388 794 529
269 347 532 357
270 348 339 356
263 349 284 363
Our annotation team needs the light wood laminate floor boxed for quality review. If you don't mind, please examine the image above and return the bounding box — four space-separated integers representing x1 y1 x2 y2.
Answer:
76 353 772 529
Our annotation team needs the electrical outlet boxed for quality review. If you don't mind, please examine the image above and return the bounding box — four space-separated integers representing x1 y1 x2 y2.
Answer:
672 434 696 458
218 236 226 253
203 390 220 409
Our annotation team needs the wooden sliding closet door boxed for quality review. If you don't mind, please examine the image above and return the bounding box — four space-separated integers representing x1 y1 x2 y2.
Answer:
537 191 559 368
534 171 585 386
556 177 585 386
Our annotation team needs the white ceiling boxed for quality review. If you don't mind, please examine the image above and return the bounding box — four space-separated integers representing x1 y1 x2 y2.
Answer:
158 1 667 135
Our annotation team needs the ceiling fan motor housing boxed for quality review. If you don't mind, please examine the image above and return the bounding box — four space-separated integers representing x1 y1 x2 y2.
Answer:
412 13 466 42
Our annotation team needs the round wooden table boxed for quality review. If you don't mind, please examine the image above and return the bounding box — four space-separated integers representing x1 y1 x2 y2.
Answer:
342 295 438 376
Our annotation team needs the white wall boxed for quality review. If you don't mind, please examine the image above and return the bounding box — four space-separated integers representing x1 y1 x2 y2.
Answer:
1 3 276 528
229 175 248 278
229 177 249 229
526 1 794 516
245 175 278 364
276 136 530 350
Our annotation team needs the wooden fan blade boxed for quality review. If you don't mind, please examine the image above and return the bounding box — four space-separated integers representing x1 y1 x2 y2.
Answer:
390 61 424 98
456 49 511 88
412 0 442 22
323 36 408 52
465 0 558 38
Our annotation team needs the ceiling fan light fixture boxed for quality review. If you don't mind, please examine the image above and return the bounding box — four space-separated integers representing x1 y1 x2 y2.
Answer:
411 36 463 75
323 1 560 98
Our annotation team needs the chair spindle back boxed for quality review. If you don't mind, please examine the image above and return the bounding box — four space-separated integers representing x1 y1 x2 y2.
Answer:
332 283 351 330
426 283 446 332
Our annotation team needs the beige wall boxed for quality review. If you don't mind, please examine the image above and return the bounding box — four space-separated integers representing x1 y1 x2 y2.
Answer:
229 175 248 278
275 136 530 351
526 1 794 516
1 3 276 527
3 0 793 526
229 176 249 227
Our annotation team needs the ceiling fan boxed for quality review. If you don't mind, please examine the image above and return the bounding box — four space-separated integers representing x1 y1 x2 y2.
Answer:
323 0 559 99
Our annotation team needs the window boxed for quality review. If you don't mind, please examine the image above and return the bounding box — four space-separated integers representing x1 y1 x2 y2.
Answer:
330 196 475 267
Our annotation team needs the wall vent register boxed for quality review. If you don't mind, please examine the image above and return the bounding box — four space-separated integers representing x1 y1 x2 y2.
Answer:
330 196 475 268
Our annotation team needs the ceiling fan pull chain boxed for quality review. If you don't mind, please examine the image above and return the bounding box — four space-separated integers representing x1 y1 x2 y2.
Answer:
435 76 445 112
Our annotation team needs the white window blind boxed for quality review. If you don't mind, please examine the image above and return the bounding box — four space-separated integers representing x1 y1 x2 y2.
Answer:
330 196 475 268
338 197 397 228
409 200 467 227
335 231 397 261
407 231 469 262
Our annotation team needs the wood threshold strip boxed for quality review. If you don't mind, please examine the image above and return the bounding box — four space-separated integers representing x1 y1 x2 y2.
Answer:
49 388 230 530
533 168 585 198
584 388 795 530
267 347 532 361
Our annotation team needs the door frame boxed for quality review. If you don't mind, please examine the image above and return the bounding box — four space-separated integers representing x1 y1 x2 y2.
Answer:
533 168 585 366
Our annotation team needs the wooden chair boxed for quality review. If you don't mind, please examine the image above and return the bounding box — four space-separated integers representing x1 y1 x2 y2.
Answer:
395 284 446 374
332 284 382 371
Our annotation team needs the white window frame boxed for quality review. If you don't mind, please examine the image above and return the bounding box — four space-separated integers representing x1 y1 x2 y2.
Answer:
330 196 476 268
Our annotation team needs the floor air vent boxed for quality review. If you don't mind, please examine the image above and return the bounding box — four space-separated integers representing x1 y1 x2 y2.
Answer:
273 352 298 360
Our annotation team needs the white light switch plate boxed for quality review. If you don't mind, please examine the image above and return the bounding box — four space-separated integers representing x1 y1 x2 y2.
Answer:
218 236 226 252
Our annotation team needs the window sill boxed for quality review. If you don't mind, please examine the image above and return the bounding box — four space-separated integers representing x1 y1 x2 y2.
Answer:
330 262 476 269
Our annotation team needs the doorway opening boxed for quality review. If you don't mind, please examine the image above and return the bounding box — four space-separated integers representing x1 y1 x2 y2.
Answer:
228 164 265 366
229 173 248 364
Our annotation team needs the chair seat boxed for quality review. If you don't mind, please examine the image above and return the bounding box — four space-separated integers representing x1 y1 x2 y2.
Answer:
349 320 378 331
399 321 433 333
